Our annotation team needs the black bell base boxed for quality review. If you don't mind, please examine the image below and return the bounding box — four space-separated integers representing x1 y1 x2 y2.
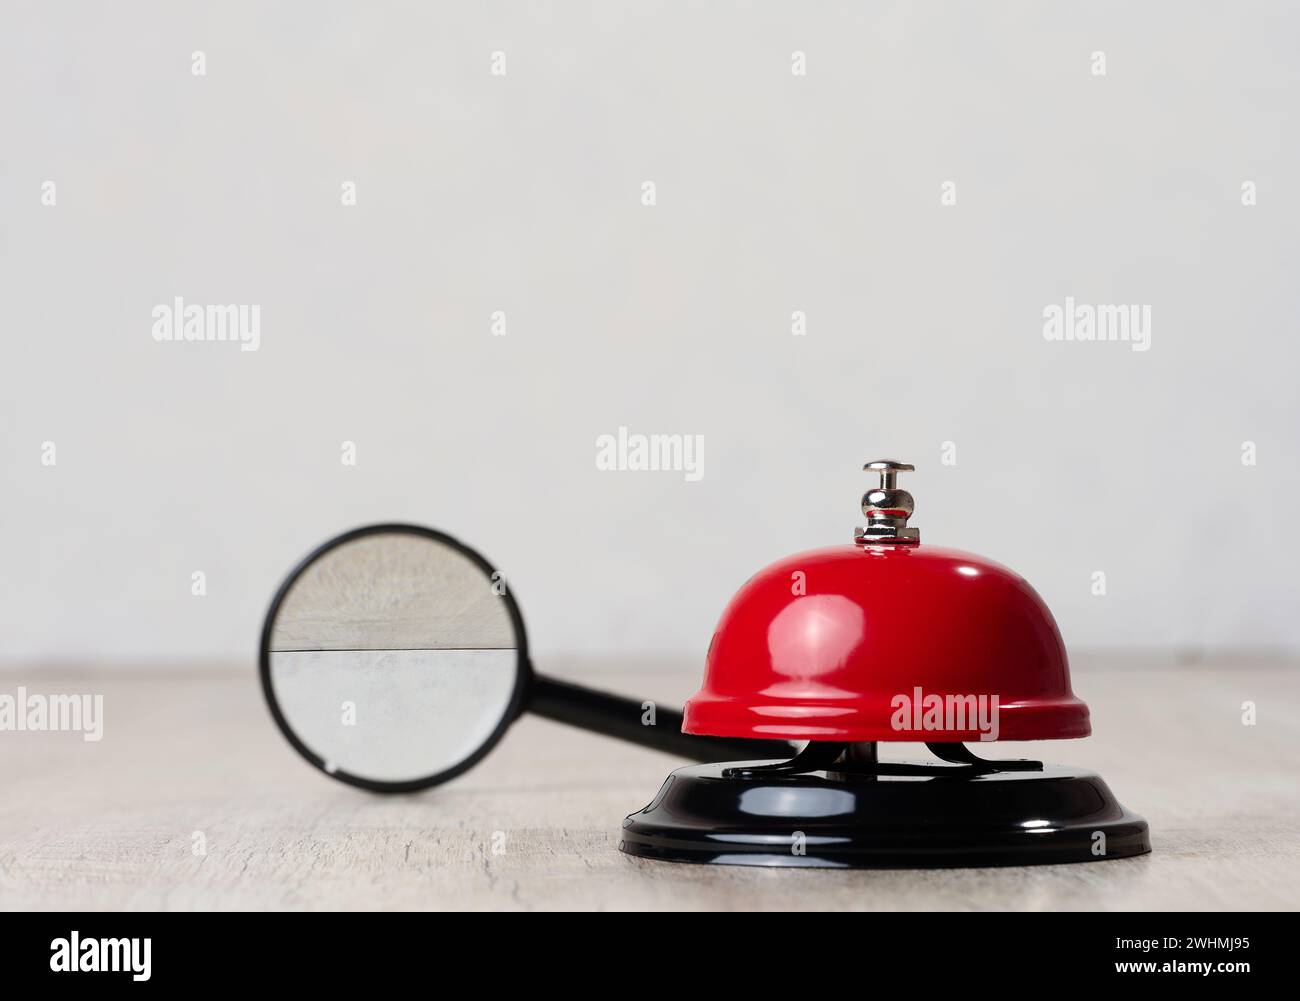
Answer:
620 760 1150 869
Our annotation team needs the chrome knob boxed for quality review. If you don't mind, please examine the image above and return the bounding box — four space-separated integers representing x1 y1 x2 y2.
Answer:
855 460 919 545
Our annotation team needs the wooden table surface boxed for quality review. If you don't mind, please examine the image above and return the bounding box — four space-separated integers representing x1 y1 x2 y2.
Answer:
1 656 1296 911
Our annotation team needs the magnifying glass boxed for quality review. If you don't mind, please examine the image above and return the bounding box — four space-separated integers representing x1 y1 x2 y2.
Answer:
259 523 793 792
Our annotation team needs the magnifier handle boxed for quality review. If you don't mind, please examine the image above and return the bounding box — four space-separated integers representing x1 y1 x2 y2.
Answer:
529 674 795 762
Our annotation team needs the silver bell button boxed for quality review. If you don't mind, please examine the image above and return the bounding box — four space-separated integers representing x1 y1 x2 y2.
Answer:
854 460 919 545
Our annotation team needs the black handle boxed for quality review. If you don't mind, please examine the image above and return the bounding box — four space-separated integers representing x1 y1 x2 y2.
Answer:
529 674 795 762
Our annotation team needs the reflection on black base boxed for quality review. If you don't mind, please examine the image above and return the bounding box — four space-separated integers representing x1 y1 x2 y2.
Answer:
619 761 1151 869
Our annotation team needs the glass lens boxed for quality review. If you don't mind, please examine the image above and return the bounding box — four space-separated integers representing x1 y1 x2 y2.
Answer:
265 529 522 785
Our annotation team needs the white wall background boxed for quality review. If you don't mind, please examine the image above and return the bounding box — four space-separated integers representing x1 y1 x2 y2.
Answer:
3 1 1298 669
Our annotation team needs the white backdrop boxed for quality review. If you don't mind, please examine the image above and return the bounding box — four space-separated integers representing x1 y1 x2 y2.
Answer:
3 1 1297 668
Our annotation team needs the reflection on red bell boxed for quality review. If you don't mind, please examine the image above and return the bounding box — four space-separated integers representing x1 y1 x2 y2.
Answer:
621 460 1151 869
684 462 1087 742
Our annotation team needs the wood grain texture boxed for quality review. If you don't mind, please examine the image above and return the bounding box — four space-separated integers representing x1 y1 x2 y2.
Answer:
0 657 1296 911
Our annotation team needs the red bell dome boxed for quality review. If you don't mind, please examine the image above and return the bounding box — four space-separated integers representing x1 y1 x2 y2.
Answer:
683 461 1089 743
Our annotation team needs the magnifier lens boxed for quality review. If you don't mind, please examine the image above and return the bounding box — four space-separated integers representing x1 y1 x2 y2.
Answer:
264 528 524 788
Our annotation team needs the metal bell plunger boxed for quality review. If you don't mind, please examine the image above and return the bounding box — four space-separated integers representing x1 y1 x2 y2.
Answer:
619 460 1151 868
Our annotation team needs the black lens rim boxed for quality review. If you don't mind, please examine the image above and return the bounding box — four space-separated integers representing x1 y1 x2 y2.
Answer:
258 522 532 794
